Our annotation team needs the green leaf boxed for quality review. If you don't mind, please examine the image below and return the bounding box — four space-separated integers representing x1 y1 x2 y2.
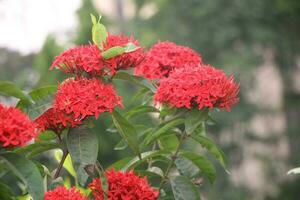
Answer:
112 110 140 157
67 126 99 186
158 134 179 151
114 139 128 150
90 14 97 25
17 85 57 120
170 176 201 200
91 15 108 50
102 46 125 59
37 130 57 141
147 166 164 177
107 157 133 171
191 135 226 168
0 152 44 200
179 151 216 183
0 180 14 200
124 42 140 53
122 150 170 171
14 141 60 158
143 118 184 147
175 157 200 178
0 81 33 104
185 109 208 135
113 72 157 93
124 105 159 120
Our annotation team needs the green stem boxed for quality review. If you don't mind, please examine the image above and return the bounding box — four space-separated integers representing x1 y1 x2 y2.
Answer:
158 131 187 191
53 149 68 179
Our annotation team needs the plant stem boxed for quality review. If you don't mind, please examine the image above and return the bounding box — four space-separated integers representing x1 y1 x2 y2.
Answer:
53 149 68 179
158 131 187 191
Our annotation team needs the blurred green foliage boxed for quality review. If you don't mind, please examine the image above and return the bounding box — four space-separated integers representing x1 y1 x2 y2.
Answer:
1 0 300 199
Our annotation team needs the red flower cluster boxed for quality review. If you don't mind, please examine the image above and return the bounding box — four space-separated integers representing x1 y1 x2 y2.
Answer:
35 108 81 134
50 34 143 76
44 186 88 200
134 41 201 79
50 45 105 76
89 169 159 200
154 65 239 111
54 78 122 120
0 104 39 148
104 34 144 74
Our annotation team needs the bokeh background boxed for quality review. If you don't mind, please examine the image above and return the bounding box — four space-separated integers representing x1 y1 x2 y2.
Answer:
0 0 300 199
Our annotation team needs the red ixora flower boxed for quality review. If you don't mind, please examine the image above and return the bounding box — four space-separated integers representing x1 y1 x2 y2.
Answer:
134 41 202 80
0 104 39 148
35 108 82 134
89 169 159 200
50 45 105 76
54 78 122 120
104 34 144 74
44 186 88 200
154 65 239 111
50 34 143 76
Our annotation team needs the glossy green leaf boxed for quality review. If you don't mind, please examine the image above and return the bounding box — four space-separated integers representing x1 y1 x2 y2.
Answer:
91 15 108 50
185 109 208 135
191 135 226 168
170 176 201 200
175 157 199 178
67 126 99 185
124 42 140 53
113 72 157 93
37 130 57 141
122 150 170 171
90 14 97 25
114 139 128 150
14 141 60 158
102 46 125 59
158 134 179 151
112 110 140 157
124 105 159 120
143 118 184 147
107 157 133 170
0 81 33 104
17 85 57 120
0 180 14 200
0 152 44 200
179 151 216 183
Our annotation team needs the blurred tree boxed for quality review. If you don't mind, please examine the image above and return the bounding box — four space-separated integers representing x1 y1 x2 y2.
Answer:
33 35 65 85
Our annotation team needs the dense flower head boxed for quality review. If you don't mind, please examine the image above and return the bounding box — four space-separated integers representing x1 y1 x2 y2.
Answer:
104 34 144 74
89 169 159 200
0 104 39 148
154 65 239 111
134 41 202 79
44 186 88 200
35 108 82 134
50 45 105 76
50 34 143 77
54 78 122 120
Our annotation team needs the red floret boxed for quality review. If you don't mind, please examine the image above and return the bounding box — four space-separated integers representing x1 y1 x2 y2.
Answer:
89 169 159 200
0 104 39 148
54 78 123 120
154 65 239 111
35 108 82 134
134 41 202 80
50 45 106 76
44 186 88 200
